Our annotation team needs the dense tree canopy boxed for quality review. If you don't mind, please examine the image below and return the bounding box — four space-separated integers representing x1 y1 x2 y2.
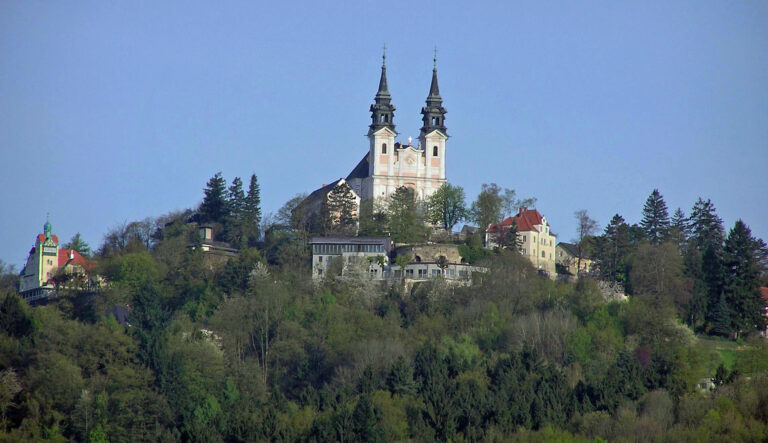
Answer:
2 181 767 442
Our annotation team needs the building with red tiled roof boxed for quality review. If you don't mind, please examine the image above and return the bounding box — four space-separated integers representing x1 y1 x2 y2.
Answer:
19 220 96 303
485 208 558 276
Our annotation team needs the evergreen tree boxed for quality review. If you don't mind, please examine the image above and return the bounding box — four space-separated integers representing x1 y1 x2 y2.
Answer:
723 220 767 336
200 172 229 223
387 355 418 396
225 177 246 246
351 395 381 442
702 245 727 333
669 207 688 252
243 174 262 244
227 177 245 216
640 189 670 244
688 198 725 252
595 214 632 284
494 220 522 251
64 232 92 257
324 181 358 236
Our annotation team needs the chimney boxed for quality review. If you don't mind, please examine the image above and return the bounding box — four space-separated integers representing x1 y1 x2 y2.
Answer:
69 250 74 260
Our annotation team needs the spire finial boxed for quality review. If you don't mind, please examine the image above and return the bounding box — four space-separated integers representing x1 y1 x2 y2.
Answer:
433 46 438 69
382 43 387 66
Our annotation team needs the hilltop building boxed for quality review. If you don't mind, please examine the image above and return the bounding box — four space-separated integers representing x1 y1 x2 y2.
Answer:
302 52 449 226
556 242 595 276
310 236 483 284
486 208 558 276
19 219 95 303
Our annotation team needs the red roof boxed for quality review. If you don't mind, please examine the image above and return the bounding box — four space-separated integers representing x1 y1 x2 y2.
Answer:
37 233 59 243
760 287 768 303
58 249 94 271
487 208 545 233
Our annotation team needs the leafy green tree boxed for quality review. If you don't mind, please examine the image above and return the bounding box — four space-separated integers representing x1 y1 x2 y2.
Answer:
470 183 504 232
640 189 670 244
502 188 537 218
426 183 467 231
386 187 427 243
63 232 92 257
723 220 767 336
200 172 229 223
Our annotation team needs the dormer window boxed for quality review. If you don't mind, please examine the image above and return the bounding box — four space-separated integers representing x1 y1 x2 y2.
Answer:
382 143 387 154
433 146 438 156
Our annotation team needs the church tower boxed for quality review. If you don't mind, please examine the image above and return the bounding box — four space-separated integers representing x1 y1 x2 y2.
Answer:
367 51 397 184
419 54 448 184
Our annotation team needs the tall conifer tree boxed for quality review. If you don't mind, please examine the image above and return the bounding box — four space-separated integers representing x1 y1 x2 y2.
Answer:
669 207 688 252
200 172 229 223
640 189 670 245
225 177 246 246
688 198 725 252
243 174 262 244
723 220 767 336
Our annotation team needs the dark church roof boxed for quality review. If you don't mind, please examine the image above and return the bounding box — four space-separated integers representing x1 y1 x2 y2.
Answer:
346 154 370 180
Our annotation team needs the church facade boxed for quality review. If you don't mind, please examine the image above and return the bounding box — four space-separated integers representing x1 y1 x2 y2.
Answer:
344 54 449 202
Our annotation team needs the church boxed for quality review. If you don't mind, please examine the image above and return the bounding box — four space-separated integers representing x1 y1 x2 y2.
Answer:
301 53 449 221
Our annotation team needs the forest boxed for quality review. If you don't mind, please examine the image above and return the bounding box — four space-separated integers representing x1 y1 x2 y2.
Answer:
0 173 767 442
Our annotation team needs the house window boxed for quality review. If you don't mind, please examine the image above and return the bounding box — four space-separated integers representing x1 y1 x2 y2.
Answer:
522 235 526 242
318 256 323 262
433 146 438 156
382 143 387 154
521 248 526 255
418 269 427 278
406 269 414 277
542 251 546 258
432 269 440 276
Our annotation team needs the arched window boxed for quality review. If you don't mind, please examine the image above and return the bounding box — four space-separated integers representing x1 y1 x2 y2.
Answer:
433 146 438 156
382 143 387 154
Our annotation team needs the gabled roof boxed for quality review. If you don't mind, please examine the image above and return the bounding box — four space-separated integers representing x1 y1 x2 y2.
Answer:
557 242 580 257
58 249 95 271
346 154 370 180
306 179 343 201
487 208 546 233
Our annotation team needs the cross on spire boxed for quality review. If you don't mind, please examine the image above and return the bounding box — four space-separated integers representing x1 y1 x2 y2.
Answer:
382 43 387 66
433 46 438 68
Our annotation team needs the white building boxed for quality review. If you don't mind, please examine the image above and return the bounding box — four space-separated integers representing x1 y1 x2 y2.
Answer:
312 52 449 208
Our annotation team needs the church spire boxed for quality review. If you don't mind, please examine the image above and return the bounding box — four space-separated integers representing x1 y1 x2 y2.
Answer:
369 46 396 135
421 50 447 136
376 49 390 99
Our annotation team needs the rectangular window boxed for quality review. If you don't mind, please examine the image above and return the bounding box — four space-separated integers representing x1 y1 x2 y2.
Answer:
418 269 427 278
432 269 440 276
406 269 414 277
318 256 323 262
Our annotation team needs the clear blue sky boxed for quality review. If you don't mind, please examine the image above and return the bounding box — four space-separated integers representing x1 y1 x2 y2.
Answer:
2 1 767 268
